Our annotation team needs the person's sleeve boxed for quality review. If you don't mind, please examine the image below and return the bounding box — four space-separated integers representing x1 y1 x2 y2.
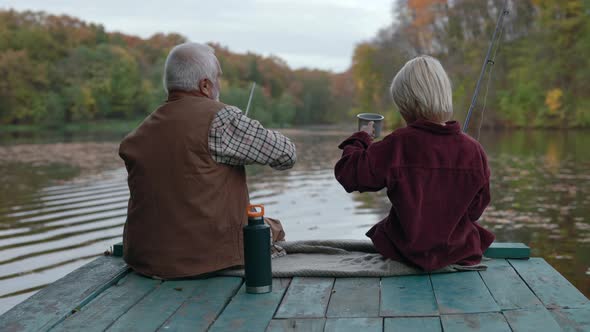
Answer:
467 148 491 221
334 131 390 193
208 105 296 170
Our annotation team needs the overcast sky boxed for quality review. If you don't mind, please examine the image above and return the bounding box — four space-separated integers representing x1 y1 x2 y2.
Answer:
2 0 394 72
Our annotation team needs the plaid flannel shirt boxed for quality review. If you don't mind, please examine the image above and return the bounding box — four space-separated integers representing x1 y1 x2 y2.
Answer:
208 105 296 170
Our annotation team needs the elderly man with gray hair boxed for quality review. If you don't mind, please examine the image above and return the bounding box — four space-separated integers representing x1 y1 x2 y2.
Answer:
335 55 495 272
119 42 296 279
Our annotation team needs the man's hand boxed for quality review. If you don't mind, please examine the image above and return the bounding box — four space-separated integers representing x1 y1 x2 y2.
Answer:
360 121 375 138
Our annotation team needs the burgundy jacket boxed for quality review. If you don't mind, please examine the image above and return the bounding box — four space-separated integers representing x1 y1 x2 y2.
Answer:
335 120 495 271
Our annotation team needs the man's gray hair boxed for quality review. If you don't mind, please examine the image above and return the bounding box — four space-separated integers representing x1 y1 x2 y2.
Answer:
163 42 219 93
390 55 453 123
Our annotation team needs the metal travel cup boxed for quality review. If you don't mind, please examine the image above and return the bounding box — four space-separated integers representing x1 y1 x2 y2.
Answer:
357 113 385 138
243 204 272 294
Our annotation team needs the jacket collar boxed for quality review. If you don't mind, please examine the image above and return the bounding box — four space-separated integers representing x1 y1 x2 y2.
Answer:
409 119 461 135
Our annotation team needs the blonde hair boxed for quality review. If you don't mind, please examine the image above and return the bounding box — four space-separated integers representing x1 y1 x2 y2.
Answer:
390 55 453 123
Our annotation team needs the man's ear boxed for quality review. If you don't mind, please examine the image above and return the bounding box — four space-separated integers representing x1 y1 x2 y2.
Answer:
198 79 212 98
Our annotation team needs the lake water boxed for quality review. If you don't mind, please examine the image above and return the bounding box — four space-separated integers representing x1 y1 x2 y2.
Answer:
0 128 589 314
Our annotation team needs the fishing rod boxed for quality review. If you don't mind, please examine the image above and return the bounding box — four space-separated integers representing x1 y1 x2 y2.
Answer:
245 82 256 117
462 0 510 134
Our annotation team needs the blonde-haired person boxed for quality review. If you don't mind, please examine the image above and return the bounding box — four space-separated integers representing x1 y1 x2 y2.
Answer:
334 55 495 271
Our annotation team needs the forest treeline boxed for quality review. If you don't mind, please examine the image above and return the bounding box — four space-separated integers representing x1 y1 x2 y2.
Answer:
1 1 589 129
0 9 353 128
353 0 590 129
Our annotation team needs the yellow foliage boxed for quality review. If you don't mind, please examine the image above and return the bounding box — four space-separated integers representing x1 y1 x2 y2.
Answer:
545 88 563 114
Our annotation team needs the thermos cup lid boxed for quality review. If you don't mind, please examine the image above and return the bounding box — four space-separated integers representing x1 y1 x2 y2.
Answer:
247 204 265 218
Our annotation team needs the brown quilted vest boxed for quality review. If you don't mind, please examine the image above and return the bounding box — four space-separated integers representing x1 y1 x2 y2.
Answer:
119 91 249 278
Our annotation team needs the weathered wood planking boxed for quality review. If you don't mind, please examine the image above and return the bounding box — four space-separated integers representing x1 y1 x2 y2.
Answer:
0 256 128 332
106 279 206 331
326 278 380 318
275 277 334 318
51 273 160 332
509 258 589 309
158 277 243 331
549 307 590 332
503 307 562 332
484 243 530 259
441 313 511 332
266 318 326 332
384 317 442 332
431 271 500 314
208 278 291 332
380 275 438 317
479 259 543 310
324 318 382 332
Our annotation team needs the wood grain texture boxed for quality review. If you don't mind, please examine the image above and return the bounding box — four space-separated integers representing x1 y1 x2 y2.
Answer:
157 277 243 332
380 275 438 317
503 307 562 332
441 313 511 332
275 277 334 318
266 319 325 332
479 259 542 310
384 317 441 332
326 278 380 318
0 256 128 332
549 306 590 332
324 318 382 332
431 272 500 314
509 258 589 309
51 273 160 332
208 278 291 332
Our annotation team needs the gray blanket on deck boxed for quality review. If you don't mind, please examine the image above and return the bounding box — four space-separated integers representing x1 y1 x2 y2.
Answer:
218 239 487 277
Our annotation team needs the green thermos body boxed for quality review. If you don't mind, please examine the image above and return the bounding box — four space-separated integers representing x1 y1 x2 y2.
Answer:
244 204 272 294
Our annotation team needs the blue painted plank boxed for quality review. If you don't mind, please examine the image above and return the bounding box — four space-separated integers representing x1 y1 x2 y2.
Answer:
51 273 160 332
441 313 511 332
208 278 291 332
431 271 499 314
266 319 325 332
384 317 441 332
324 318 382 332
275 277 334 318
509 258 589 309
326 278 380 318
503 307 562 332
479 259 542 310
106 279 207 331
380 275 438 317
0 256 128 332
158 277 243 331
550 307 590 332
484 243 530 259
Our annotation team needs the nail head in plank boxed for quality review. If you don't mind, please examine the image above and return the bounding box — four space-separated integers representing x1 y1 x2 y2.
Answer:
503 307 562 332
431 271 500 314
275 277 334 318
266 319 326 332
0 256 127 332
384 317 441 332
509 258 589 309
158 277 243 331
479 259 542 310
326 278 380 318
208 278 291 332
441 313 511 332
51 273 160 332
106 279 206 332
484 243 530 259
324 318 382 332
549 307 590 332
380 275 438 317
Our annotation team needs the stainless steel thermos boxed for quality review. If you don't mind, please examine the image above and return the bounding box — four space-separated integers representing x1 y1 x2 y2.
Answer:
244 204 272 294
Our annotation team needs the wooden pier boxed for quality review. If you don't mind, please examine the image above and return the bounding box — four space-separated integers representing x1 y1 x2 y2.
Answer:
0 245 589 331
